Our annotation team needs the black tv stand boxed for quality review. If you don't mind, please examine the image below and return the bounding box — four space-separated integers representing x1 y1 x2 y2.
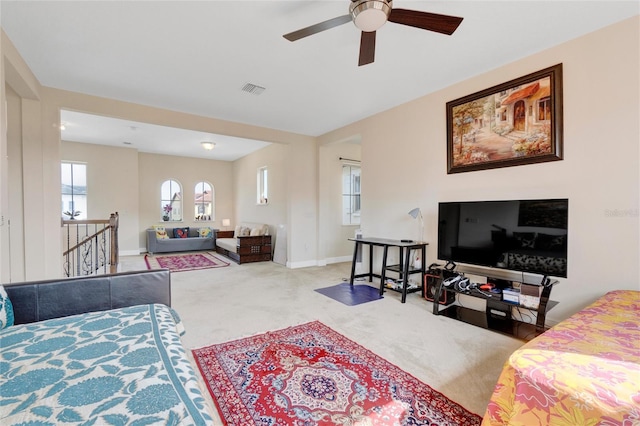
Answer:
431 270 558 341
443 260 457 271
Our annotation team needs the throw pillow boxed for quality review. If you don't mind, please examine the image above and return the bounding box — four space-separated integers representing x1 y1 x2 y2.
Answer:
240 226 251 236
173 227 190 239
0 285 15 329
198 227 213 238
153 225 170 240
250 227 262 236
513 232 537 249
535 233 566 251
234 225 242 237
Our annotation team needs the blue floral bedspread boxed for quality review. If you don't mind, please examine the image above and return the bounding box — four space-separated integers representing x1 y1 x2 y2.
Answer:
0 304 213 425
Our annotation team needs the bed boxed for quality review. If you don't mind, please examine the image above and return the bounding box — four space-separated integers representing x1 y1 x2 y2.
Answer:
0 270 213 425
482 290 640 425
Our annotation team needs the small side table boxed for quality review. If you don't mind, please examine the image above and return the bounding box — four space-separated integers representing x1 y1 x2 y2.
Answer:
348 237 428 303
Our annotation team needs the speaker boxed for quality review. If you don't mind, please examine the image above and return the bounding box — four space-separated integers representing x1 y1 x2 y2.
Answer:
424 271 455 305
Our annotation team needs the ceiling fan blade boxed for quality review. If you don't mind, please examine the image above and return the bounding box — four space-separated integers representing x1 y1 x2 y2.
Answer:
388 9 463 35
358 31 376 66
283 14 352 41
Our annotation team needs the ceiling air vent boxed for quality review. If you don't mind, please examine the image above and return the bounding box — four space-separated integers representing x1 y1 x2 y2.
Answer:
241 83 266 96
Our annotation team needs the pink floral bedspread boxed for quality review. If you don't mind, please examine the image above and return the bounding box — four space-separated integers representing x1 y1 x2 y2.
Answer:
482 290 640 425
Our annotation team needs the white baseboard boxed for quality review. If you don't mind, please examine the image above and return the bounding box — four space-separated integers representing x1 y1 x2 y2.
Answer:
287 255 352 269
288 260 319 269
120 249 141 256
325 255 352 264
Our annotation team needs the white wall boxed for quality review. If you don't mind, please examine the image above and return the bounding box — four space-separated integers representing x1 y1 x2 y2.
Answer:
318 17 640 322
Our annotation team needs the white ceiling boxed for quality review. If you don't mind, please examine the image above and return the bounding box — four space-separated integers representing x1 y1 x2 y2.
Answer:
60 110 271 161
2 1 638 160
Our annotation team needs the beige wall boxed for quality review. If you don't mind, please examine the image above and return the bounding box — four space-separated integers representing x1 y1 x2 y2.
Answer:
318 139 361 264
233 143 288 259
286 140 319 267
60 141 140 254
1 29 58 281
234 139 318 267
319 16 640 322
1 27 319 277
138 152 234 251
2 18 638 323
5 85 25 282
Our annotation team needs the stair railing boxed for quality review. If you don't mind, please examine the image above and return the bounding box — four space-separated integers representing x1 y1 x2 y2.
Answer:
62 212 119 277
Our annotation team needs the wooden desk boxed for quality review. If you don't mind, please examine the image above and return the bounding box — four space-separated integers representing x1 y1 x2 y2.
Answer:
348 237 428 303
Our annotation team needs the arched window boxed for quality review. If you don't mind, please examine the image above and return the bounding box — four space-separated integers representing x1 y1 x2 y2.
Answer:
194 181 214 221
161 179 182 222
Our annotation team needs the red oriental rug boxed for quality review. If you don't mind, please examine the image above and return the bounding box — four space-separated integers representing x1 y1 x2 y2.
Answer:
144 251 230 272
192 321 481 426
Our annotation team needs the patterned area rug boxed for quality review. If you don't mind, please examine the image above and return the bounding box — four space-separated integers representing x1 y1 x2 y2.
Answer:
144 251 230 272
192 321 481 426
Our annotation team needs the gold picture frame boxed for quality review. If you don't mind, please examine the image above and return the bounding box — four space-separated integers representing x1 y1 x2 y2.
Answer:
446 64 563 174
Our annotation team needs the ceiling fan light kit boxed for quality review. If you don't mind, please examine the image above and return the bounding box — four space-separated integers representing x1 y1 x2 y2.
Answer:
350 0 392 32
283 0 463 66
201 141 215 151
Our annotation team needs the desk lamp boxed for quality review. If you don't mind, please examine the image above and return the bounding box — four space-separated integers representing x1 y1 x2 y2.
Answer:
408 208 424 242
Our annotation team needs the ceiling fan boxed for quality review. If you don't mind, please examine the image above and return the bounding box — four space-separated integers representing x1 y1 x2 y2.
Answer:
283 0 463 66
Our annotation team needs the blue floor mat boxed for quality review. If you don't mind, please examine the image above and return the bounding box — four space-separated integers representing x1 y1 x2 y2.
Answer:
314 283 383 306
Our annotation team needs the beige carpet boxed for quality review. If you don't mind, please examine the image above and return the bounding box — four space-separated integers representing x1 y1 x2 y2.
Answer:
119 255 524 423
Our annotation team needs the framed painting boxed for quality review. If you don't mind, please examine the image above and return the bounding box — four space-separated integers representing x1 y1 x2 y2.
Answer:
446 64 563 174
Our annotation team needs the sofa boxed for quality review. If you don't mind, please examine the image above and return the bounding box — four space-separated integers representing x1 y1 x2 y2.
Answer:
215 222 272 264
0 269 214 424
146 226 216 254
483 290 639 425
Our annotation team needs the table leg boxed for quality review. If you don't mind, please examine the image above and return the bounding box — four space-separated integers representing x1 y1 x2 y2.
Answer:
368 244 373 282
379 245 389 296
421 244 426 298
401 247 412 303
432 274 444 315
349 241 359 286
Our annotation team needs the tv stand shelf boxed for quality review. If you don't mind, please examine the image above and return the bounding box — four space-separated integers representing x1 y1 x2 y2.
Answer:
432 273 558 341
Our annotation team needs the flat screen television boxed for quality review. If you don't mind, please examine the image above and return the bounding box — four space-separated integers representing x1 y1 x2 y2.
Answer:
438 199 568 278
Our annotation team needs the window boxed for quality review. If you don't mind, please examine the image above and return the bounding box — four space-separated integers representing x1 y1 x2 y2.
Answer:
342 164 360 225
61 162 87 219
194 181 214 221
538 97 551 121
161 179 182 221
257 166 268 204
